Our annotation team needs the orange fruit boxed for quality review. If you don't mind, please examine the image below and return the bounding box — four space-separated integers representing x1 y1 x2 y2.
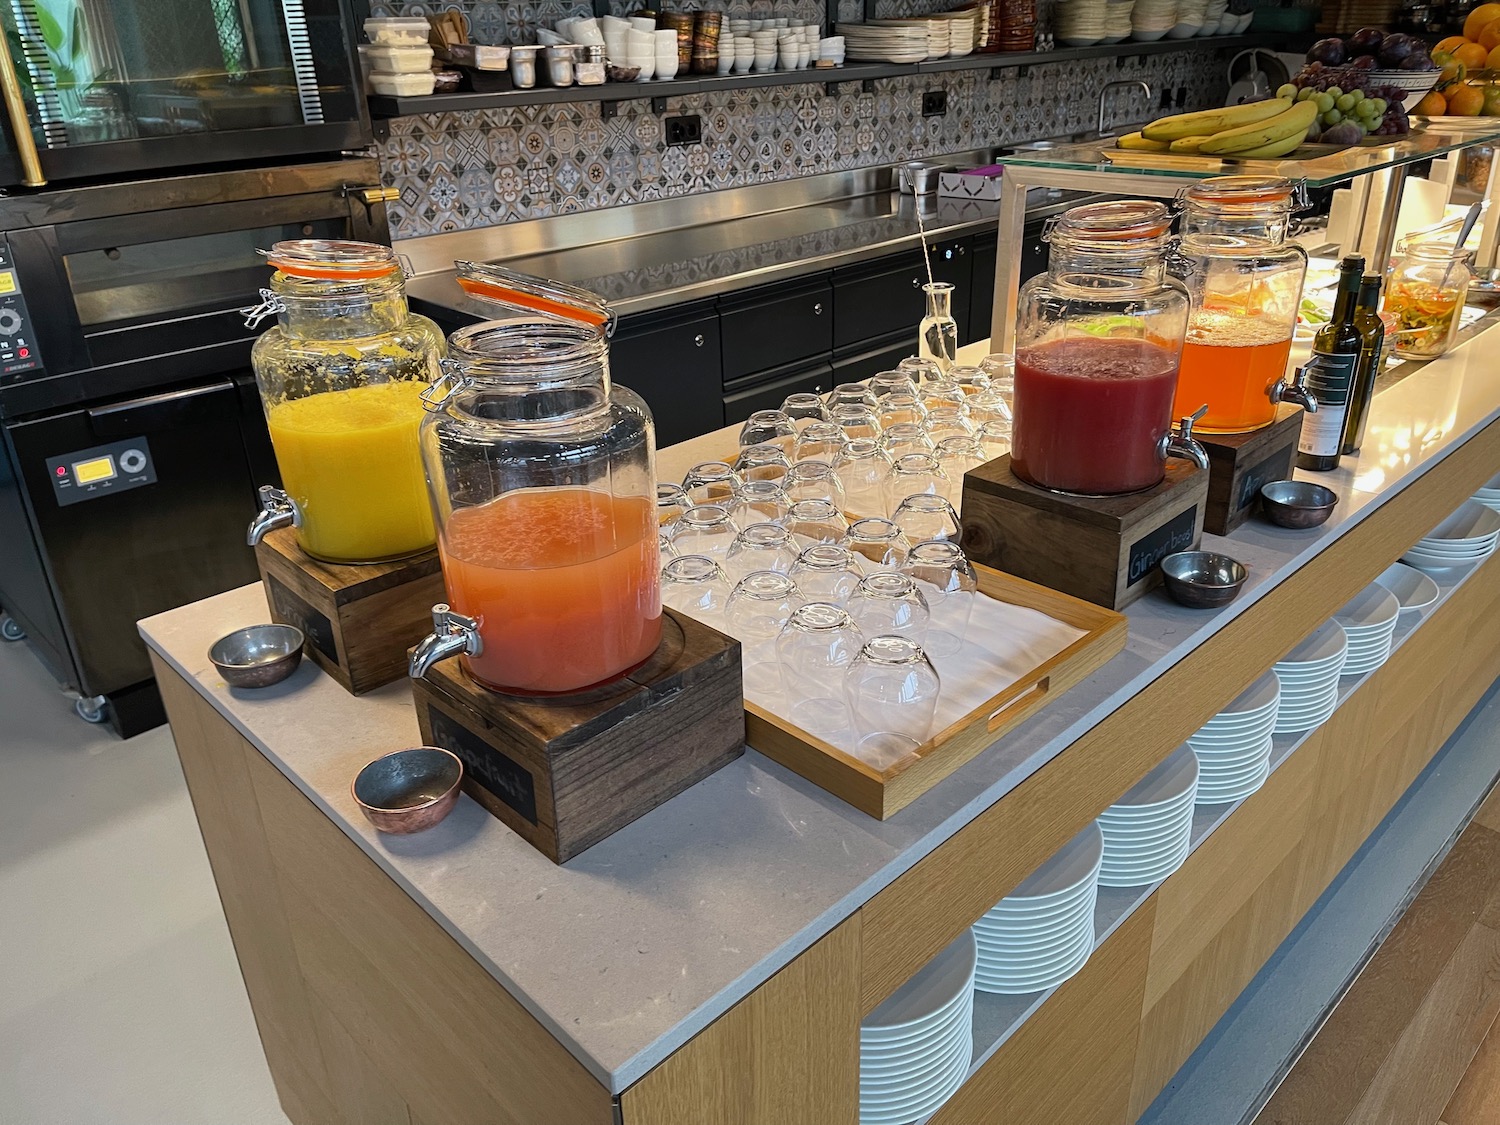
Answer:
1479 20 1500 52
1488 43 1500 70
1448 81 1486 115
1415 89 1449 115
1437 34 1470 54
1465 3 1500 41
1454 40 1491 70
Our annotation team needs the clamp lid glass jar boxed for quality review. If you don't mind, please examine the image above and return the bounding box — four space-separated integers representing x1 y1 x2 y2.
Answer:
1173 176 1315 433
245 239 444 564
1385 240 1472 360
410 264 660 696
1012 200 1203 496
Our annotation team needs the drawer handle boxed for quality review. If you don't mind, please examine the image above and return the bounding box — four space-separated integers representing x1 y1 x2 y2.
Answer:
693 334 705 347
813 302 823 315
987 678 1050 732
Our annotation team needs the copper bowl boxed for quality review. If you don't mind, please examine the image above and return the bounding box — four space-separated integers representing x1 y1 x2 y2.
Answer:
1260 480 1338 529
352 747 464 834
209 624 305 687
1161 551 1248 609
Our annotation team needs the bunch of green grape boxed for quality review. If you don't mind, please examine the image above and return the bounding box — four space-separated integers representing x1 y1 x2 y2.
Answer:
1276 81 1388 135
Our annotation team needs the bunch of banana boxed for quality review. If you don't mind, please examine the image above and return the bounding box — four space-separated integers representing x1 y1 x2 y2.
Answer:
1116 98 1319 160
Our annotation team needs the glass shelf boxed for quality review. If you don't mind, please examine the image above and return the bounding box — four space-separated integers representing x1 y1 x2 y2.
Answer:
1000 120 1500 189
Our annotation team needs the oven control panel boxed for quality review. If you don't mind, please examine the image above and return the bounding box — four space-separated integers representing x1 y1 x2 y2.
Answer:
0 240 41 379
46 437 156 507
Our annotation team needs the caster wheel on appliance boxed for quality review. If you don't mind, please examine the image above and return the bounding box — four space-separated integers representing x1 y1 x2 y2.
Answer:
0 615 23 641
75 695 109 724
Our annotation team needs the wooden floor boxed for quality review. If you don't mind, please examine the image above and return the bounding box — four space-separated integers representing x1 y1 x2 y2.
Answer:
1252 785 1500 1125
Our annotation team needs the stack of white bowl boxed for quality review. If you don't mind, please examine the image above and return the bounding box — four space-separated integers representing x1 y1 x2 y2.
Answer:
1130 0 1178 38
1472 471 1500 513
820 34 847 64
1272 621 1348 735
1188 672 1279 804
1054 0 1110 45
653 29 679 78
1167 0 1206 36
972 823 1101 995
1374 561 1441 617
623 24 657 79
1200 0 1228 33
1402 501 1500 572
860 930 975 1125
728 35 753 73
1334 583 1401 677
600 14 631 63
1103 0 1134 42
1097 745 1199 887
750 27 779 70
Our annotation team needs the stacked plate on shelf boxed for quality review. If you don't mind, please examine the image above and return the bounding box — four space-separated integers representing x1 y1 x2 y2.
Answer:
933 10 977 55
1188 672 1279 805
924 18 952 57
1103 0 1135 42
1374 561 1441 616
1272 621 1348 735
1097 744 1199 887
1334 583 1401 677
837 21 932 61
1471 472 1500 514
860 929 976 1124
1401 501 1500 572
1054 0 1109 45
972 822 1102 995
1130 0 1177 39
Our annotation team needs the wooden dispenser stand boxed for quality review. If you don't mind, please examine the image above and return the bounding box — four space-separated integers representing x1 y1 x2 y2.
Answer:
411 609 745 864
960 454 1210 610
253 527 447 695
1198 403 1306 535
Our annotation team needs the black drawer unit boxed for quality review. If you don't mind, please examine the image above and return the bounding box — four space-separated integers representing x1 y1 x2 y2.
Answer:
832 335 916 385
723 359 835 426
832 238 970 352
609 300 723 447
969 222 1049 347
718 276 833 383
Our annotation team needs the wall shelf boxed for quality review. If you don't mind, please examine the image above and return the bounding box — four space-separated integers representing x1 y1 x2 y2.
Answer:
366 33 1280 119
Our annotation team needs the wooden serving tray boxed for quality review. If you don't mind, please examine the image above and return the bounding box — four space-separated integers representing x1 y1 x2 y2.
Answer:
744 563 1127 819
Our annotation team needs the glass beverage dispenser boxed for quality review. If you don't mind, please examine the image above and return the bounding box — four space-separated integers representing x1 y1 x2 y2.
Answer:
1173 177 1318 432
246 240 445 562
409 265 661 696
1011 201 1207 496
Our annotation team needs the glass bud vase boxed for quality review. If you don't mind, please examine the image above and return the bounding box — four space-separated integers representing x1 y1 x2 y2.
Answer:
918 281 958 373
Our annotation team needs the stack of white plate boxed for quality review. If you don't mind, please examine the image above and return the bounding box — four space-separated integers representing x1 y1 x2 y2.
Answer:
1188 671 1278 804
1334 583 1400 677
932 10 977 54
1097 744 1199 887
1130 0 1177 38
1273 620 1348 734
925 18 952 57
1374 561 1440 616
860 930 976 1125
1402 501 1500 572
838 21 931 61
1472 471 1500 514
1054 0 1109 45
973 822 1101 995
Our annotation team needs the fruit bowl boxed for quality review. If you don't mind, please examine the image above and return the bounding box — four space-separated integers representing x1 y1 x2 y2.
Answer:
1368 69 1440 108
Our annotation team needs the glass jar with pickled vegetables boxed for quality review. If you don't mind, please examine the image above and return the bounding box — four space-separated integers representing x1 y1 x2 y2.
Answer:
1384 241 1472 360
245 240 445 564
1174 176 1317 433
408 264 661 696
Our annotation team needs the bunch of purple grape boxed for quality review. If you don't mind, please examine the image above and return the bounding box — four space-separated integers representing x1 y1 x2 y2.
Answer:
1288 63 1412 138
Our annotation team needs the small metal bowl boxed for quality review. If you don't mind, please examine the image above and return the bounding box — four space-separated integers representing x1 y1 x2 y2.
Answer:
208 624 305 687
352 747 464 834
1260 480 1339 529
1161 551 1248 609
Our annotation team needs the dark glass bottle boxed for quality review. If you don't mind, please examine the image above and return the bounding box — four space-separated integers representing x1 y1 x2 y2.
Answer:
1296 256 1364 472
1342 275 1385 455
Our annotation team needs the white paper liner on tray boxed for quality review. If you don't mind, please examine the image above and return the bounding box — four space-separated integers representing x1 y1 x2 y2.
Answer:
736 582 1088 769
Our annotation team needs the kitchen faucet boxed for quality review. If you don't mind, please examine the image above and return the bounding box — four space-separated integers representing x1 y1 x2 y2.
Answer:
1097 80 1153 135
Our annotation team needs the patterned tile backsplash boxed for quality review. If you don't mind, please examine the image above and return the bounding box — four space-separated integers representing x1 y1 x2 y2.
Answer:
377 50 1228 240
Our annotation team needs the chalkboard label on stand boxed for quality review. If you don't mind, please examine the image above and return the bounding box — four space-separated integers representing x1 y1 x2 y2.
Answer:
1127 506 1199 588
427 704 539 825
266 575 337 662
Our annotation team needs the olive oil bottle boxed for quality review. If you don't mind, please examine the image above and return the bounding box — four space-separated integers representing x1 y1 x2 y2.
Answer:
1296 256 1364 472
1342 274 1385 455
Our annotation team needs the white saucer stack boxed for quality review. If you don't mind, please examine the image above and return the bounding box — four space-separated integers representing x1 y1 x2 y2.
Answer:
1334 583 1401 677
1373 561 1440 616
1097 744 1199 887
1188 671 1279 804
860 929 976 1125
973 822 1101 994
1402 501 1500 572
1273 621 1348 734
1473 470 1500 513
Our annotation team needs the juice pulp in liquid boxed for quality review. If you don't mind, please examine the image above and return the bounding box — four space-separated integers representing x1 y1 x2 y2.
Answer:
439 488 662 694
1175 309 1294 433
1012 336 1180 495
267 380 435 562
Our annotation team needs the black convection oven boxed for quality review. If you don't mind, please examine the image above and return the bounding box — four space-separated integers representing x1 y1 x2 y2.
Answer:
0 157 393 736
0 0 369 189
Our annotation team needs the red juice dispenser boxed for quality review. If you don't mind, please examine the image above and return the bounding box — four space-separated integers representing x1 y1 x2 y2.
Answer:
1011 200 1207 496
408 265 662 695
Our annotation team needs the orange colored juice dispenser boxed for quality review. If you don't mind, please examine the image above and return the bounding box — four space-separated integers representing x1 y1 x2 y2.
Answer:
409 264 663 696
245 240 444 563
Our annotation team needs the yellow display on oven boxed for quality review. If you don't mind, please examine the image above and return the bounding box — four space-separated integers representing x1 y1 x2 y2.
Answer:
72 455 116 484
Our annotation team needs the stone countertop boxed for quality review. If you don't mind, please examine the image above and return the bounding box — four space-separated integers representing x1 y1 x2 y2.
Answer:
139 333 1500 1094
403 189 1071 323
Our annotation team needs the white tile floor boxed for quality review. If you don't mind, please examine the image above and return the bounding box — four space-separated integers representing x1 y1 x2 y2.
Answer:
0 633 288 1125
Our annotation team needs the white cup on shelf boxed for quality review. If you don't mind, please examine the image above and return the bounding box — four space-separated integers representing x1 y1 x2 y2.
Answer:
629 15 656 31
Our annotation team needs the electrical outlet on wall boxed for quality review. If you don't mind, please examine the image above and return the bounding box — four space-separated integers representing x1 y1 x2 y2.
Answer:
665 114 702 146
922 90 947 117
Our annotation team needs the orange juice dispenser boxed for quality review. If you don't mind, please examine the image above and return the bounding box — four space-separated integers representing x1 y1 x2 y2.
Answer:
245 240 445 562
408 264 662 696
1173 177 1318 433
